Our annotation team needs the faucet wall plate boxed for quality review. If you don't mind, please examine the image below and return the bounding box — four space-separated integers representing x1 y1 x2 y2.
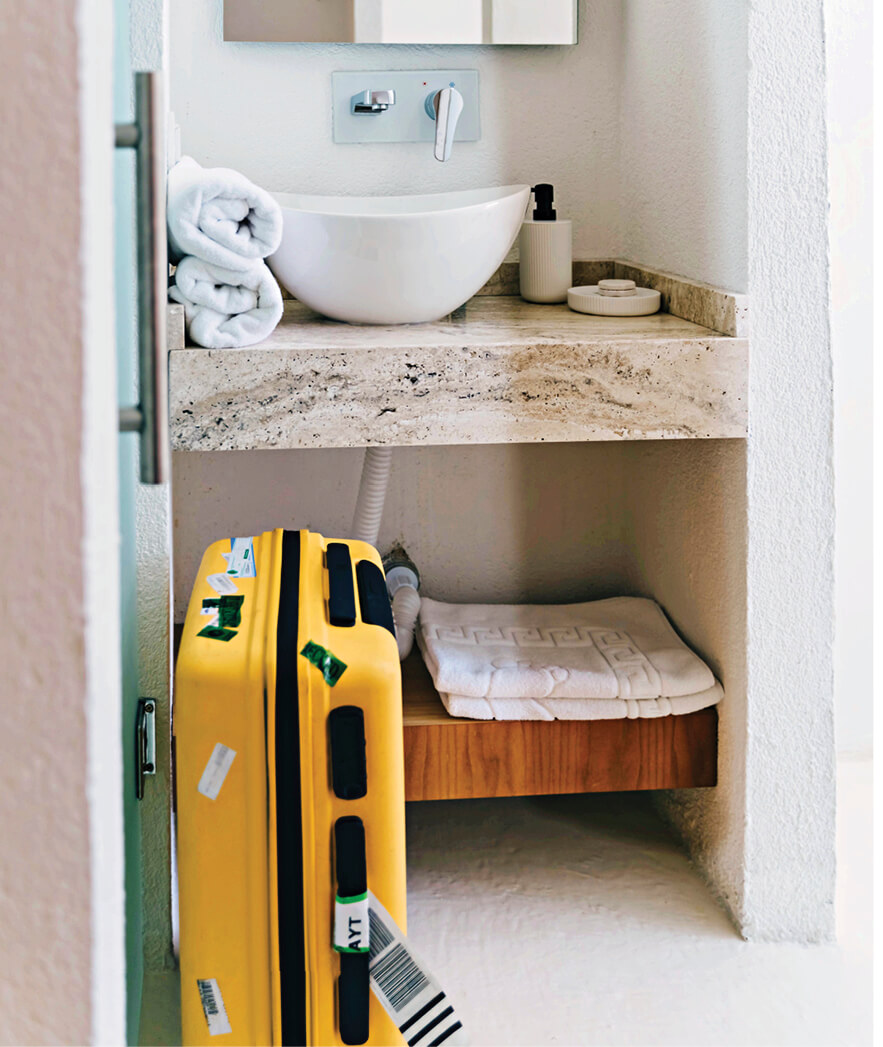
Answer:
332 70 479 145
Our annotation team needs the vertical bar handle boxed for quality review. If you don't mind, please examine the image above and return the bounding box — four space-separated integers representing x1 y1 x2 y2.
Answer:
115 71 169 485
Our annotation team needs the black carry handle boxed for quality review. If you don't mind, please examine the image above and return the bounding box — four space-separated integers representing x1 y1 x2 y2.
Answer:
327 543 357 627
355 560 396 637
329 706 368 800
335 817 370 1045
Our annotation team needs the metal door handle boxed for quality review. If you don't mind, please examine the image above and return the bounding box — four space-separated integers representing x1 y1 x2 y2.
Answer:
115 71 169 485
135 698 157 800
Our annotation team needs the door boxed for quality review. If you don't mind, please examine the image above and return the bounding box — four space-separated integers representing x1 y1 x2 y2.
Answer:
114 1 169 1038
113 0 142 1035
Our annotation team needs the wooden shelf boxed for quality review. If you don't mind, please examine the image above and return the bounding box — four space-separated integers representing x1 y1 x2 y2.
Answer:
401 653 717 802
174 626 717 803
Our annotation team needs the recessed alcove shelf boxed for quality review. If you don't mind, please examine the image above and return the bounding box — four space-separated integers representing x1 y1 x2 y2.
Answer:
401 652 718 801
168 261 748 451
171 627 719 802
168 263 740 803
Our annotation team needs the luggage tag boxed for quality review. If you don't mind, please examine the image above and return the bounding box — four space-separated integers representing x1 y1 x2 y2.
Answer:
363 891 469 1046
196 977 232 1037
207 572 238 596
225 536 257 578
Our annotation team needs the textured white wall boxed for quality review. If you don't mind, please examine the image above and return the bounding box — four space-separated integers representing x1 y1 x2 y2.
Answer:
826 0 873 756
169 0 622 258
172 444 636 619
621 440 749 926
619 0 748 291
656 0 836 942
0 0 125 1041
742 0 834 941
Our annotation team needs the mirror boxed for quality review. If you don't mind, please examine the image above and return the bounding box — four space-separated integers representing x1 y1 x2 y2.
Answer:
224 1 578 45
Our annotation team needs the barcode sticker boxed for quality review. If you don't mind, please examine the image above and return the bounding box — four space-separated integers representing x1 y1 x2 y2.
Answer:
197 744 236 801
372 944 429 1011
368 905 394 960
196 978 232 1036
367 891 469 1045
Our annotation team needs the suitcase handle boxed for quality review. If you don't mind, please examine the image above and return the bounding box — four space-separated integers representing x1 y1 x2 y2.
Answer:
355 560 396 636
327 543 357 627
329 707 368 800
335 817 370 1045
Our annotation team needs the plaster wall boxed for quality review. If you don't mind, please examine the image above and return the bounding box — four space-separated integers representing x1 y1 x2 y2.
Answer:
621 440 748 926
618 1 748 292
168 0 623 259
825 0 873 756
0 0 124 1041
172 444 635 620
653 0 836 941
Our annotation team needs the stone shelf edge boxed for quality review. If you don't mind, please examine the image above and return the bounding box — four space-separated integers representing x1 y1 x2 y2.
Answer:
168 269 748 452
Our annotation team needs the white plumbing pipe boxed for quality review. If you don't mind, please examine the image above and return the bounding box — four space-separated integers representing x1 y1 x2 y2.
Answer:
351 447 421 660
350 446 393 547
391 581 421 661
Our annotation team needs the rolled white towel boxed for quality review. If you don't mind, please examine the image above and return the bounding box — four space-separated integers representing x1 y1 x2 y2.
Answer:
167 157 283 271
170 257 284 349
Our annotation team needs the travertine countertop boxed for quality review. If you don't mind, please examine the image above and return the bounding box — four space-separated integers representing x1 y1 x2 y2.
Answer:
169 297 748 450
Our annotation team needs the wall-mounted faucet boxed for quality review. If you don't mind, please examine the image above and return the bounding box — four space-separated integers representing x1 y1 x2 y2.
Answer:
425 86 464 162
332 70 479 154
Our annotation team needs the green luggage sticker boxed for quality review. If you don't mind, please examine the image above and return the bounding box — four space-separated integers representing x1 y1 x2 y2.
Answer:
219 594 244 629
197 625 238 642
202 594 244 629
300 640 347 686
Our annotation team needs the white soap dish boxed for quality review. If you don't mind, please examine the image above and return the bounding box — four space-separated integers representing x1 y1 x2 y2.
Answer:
567 279 661 316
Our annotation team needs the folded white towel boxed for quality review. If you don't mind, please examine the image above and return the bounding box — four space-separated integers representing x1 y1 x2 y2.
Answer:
437 681 723 721
167 157 283 271
170 257 283 349
417 596 715 700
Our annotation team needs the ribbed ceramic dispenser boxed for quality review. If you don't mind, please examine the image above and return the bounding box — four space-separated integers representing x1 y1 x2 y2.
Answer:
519 183 572 303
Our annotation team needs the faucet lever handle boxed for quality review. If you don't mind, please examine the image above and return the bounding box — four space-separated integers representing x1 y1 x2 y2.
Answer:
430 87 464 162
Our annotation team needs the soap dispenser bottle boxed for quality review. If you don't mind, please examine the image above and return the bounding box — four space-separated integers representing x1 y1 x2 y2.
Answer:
519 183 572 303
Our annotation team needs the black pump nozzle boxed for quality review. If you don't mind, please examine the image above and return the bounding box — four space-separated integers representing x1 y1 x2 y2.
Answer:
531 183 556 221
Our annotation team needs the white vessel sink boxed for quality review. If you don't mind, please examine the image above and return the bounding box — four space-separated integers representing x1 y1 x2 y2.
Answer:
268 185 530 324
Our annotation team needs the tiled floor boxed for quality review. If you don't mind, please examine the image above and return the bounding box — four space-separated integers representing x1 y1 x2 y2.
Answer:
141 758 871 1046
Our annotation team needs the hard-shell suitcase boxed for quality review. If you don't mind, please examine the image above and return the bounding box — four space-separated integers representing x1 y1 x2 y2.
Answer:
175 528 407 1046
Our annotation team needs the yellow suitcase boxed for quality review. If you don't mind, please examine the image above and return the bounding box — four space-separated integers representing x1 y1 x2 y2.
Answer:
175 529 406 1046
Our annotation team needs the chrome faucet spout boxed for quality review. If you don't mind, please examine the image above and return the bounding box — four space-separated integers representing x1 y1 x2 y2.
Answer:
426 86 464 162
351 89 396 114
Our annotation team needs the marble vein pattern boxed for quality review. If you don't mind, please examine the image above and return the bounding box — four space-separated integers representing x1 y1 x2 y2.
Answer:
170 298 748 451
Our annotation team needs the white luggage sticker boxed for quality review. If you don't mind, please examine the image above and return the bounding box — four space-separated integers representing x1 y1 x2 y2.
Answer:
226 537 256 578
367 891 469 1045
206 573 238 596
333 893 370 953
196 978 232 1036
197 744 236 801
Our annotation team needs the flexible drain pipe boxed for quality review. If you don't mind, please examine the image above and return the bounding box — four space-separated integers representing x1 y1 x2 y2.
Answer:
350 447 393 547
350 448 420 660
